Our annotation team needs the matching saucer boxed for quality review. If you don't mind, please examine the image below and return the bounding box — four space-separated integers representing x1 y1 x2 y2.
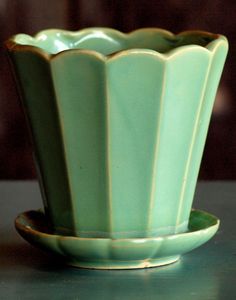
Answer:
15 209 219 269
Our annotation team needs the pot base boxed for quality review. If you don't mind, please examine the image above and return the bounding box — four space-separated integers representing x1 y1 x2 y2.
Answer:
67 255 180 270
15 209 219 270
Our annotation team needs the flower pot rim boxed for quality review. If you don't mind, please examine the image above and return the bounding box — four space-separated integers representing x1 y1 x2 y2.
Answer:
5 27 228 62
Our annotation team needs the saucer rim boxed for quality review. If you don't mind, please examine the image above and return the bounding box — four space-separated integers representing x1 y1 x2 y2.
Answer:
15 208 219 242
15 208 219 269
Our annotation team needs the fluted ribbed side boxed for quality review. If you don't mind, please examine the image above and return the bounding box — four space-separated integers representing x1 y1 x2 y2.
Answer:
50 52 110 236
149 48 212 235
178 40 229 226
7 29 228 238
9 50 74 232
107 53 165 237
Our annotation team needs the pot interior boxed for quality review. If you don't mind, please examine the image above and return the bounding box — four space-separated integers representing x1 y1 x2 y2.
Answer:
13 29 218 55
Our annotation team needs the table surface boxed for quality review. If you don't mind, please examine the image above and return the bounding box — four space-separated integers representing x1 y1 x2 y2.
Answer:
0 181 235 299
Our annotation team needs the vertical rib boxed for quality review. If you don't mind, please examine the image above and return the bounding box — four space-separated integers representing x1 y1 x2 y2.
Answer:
175 56 213 230
147 65 167 233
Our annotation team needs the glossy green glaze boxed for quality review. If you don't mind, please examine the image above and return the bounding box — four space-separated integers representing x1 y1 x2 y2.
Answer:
6 28 228 240
15 209 219 269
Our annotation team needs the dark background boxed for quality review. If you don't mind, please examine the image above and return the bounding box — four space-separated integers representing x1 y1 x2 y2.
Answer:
0 0 235 179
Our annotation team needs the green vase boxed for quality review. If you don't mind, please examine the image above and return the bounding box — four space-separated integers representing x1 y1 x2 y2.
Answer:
6 28 228 239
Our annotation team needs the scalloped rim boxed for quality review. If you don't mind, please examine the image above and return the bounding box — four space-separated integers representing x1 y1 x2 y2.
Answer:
5 27 228 61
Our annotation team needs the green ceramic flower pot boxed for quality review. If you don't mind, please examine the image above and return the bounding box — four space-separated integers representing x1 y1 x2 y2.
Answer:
6 28 228 239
